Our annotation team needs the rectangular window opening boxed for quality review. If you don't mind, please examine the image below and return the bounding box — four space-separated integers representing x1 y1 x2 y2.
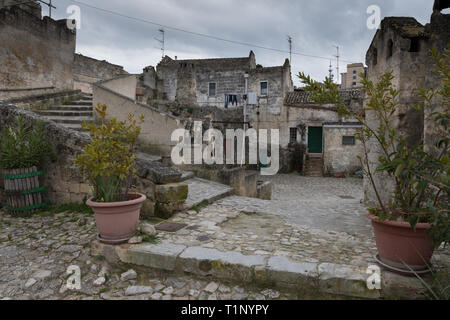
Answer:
260 81 268 96
289 128 297 144
343 136 356 145
209 83 216 97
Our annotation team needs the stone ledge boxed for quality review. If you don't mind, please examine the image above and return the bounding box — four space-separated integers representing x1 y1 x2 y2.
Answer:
91 240 424 299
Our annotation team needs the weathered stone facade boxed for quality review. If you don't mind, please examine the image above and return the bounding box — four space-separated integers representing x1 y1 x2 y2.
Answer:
0 6 75 89
144 51 292 110
73 54 128 94
364 9 450 205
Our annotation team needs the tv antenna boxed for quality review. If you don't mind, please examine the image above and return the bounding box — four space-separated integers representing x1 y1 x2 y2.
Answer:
333 45 340 84
155 28 165 59
287 36 292 63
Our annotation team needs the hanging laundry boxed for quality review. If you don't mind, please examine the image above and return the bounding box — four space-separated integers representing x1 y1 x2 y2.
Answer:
224 94 229 108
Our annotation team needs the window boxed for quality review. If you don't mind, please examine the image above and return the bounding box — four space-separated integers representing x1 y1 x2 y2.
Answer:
208 83 216 97
409 38 420 52
353 75 357 80
373 48 378 66
387 39 394 58
260 81 268 96
343 136 356 145
353 70 357 74
352 82 357 86
289 128 297 143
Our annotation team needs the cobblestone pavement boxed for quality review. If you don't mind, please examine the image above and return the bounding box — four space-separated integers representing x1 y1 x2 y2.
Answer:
219 174 371 238
0 211 293 300
164 175 449 267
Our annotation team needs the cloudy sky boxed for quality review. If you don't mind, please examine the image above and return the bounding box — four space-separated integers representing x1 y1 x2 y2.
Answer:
49 0 437 86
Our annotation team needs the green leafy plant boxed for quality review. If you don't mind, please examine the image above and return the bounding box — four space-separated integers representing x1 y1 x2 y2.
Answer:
74 104 144 202
298 45 450 248
0 116 53 169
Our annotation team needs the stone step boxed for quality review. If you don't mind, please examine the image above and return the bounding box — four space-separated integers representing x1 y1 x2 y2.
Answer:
44 105 93 111
69 100 93 106
46 115 94 124
59 123 86 132
36 110 93 117
183 177 234 209
180 171 195 182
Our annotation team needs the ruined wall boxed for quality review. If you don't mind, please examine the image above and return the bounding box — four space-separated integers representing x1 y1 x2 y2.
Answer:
0 6 75 89
73 54 128 94
93 77 185 157
364 13 450 205
0 0 41 18
323 125 363 175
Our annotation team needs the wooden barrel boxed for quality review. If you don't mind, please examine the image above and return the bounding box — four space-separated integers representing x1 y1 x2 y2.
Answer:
3 166 47 213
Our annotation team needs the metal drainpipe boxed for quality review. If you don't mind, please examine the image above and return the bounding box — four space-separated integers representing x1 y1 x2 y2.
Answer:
241 73 249 166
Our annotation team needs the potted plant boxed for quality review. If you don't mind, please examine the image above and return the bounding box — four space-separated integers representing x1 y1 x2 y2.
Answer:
0 116 53 214
75 104 146 244
298 46 449 273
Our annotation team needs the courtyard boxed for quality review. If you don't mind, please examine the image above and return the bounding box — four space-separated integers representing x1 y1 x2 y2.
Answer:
1 174 448 300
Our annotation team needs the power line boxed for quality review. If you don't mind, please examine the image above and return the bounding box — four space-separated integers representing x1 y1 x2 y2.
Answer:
67 0 356 64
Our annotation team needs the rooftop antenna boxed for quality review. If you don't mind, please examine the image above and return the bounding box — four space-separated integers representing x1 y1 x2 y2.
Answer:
333 45 340 84
287 36 292 63
328 60 334 81
155 28 165 59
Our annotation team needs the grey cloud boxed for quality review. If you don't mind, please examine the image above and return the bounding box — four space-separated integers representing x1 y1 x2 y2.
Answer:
51 0 435 85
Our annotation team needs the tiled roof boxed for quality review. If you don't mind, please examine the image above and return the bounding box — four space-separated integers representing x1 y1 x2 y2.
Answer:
284 88 363 106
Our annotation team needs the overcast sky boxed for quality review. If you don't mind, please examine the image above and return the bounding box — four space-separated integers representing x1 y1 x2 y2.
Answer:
49 0 437 86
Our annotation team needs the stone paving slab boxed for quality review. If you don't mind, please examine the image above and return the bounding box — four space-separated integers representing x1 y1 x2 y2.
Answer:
184 177 234 208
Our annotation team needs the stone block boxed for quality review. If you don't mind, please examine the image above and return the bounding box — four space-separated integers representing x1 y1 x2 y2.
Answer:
177 247 266 282
155 183 188 203
140 199 156 219
267 256 318 286
118 243 186 271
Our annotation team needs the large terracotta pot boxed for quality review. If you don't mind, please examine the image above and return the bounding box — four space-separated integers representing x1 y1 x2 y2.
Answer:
367 213 435 272
87 193 146 244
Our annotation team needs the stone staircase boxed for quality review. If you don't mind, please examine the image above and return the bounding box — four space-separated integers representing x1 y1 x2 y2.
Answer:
303 155 323 177
35 93 94 131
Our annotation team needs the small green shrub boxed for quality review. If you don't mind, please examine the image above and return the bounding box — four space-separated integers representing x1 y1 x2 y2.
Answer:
0 116 53 169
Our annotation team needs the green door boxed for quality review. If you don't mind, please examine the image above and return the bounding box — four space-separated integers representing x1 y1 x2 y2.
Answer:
308 127 323 153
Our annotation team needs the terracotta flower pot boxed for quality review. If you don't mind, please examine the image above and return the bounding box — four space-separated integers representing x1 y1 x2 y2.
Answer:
367 213 435 272
87 193 146 244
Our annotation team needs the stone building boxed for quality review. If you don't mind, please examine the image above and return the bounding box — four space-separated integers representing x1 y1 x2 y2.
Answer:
0 4 76 90
340 63 367 89
364 3 450 204
0 0 41 18
142 51 293 110
73 53 128 94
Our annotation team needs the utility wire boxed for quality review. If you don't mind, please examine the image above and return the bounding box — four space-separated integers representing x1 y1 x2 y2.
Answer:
68 0 356 64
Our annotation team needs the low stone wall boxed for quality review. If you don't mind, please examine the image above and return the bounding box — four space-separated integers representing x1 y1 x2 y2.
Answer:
0 104 187 216
93 76 186 157
3 89 83 110
0 87 56 101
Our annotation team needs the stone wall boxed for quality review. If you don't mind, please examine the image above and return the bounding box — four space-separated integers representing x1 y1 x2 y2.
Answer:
0 86 57 101
364 12 450 205
73 54 128 94
149 51 291 110
93 76 186 157
0 6 75 89
323 124 363 175
0 103 187 217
